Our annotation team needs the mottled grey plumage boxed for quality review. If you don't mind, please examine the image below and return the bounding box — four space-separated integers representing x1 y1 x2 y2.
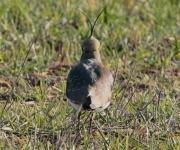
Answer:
66 36 113 112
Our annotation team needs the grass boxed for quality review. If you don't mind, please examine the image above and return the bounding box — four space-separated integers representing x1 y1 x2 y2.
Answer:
0 0 180 149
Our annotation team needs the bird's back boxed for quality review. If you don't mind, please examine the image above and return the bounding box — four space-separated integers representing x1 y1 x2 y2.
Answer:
66 59 113 111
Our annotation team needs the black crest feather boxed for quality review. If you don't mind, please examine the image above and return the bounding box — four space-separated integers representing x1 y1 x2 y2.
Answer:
77 8 106 38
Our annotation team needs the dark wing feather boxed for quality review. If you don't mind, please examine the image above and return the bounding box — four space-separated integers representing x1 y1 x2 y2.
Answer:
66 62 94 106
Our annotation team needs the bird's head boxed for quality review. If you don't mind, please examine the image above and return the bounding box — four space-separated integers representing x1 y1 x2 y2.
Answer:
80 36 101 62
77 8 105 62
81 36 100 52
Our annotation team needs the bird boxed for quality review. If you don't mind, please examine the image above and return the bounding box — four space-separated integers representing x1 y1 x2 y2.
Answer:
66 8 113 134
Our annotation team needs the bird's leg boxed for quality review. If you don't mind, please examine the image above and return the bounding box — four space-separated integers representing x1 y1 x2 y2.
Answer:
77 111 81 133
89 112 94 134
75 105 82 137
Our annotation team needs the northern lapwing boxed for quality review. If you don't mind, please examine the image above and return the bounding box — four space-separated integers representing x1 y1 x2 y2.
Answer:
66 9 113 134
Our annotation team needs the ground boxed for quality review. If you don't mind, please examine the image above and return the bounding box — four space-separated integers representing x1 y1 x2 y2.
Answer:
0 0 180 149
